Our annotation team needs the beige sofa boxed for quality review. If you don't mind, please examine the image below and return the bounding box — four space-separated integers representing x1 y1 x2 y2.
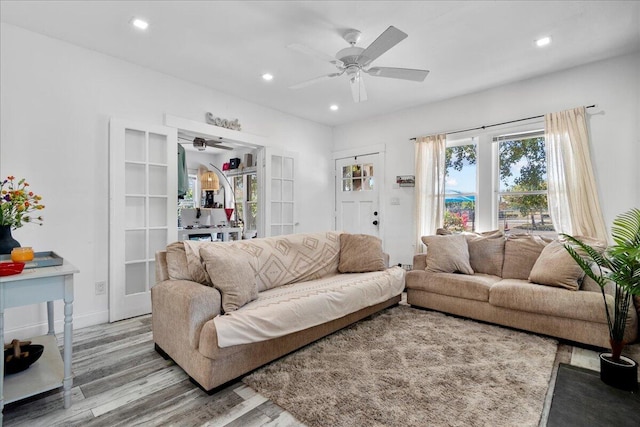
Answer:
406 232 638 349
152 231 405 391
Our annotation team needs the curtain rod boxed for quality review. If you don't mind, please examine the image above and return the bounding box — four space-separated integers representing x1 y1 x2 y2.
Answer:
409 105 596 141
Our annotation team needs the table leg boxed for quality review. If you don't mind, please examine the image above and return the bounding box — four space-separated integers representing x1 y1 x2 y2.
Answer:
63 276 74 409
47 301 55 335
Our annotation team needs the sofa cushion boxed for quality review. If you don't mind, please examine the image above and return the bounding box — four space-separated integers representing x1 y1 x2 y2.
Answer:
206 267 406 349
166 241 212 285
501 234 549 280
528 240 585 291
200 244 258 313
338 233 386 273
464 231 505 277
421 234 474 274
406 270 500 302
489 279 609 323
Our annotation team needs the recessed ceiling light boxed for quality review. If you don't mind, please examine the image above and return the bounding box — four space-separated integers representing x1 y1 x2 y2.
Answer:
132 18 149 30
535 36 551 47
330 105 339 111
262 73 274 81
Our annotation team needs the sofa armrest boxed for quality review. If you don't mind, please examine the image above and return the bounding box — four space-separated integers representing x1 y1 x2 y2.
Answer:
413 254 427 271
151 280 222 349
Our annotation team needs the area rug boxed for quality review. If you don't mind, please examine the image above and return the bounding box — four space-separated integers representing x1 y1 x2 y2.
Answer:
242 304 558 427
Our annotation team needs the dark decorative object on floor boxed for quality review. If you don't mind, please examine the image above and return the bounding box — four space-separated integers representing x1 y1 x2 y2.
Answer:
4 339 44 375
0 225 20 255
548 364 640 427
562 207 640 390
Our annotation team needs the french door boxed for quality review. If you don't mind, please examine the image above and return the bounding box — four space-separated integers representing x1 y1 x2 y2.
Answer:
109 119 177 321
259 148 297 237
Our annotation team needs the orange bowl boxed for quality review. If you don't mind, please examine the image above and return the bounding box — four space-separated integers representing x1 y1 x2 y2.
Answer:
11 247 34 262
0 262 25 276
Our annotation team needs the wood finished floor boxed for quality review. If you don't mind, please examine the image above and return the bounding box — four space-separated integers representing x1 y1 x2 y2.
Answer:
3 315 302 427
2 308 582 427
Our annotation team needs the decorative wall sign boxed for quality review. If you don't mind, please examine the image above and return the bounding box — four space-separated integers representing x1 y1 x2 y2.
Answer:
205 113 242 131
396 175 415 187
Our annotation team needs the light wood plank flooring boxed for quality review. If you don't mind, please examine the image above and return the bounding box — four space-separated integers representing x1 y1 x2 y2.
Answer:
2 310 608 426
2 315 302 427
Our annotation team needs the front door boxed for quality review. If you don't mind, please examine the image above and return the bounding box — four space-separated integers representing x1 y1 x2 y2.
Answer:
335 153 380 237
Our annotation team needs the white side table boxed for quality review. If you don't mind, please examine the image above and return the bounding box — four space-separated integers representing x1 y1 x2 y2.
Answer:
0 260 77 424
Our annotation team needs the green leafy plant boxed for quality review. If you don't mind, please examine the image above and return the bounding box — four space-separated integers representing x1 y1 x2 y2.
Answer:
561 208 640 361
0 176 45 229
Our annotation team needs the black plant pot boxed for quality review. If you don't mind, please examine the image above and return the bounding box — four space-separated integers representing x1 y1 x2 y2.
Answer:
599 353 638 391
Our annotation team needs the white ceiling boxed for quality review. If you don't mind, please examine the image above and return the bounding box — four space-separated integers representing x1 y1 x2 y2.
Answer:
1 1 639 127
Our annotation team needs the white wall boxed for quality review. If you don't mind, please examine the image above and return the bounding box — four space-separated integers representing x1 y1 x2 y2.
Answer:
0 23 334 338
333 52 640 266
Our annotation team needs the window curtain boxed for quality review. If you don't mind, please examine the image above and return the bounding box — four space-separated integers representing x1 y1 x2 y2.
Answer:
414 134 447 252
545 106 608 241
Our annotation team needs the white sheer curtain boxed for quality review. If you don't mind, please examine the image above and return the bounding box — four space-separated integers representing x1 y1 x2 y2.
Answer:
545 106 608 241
414 134 447 252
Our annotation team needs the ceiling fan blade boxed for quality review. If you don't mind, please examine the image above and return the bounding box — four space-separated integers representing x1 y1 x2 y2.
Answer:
357 26 408 67
287 43 344 67
350 72 367 103
206 144 234 151
365 67 429 82
289 71 343 90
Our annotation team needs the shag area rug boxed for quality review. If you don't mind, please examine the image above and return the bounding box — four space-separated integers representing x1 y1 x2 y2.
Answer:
243 304 558 427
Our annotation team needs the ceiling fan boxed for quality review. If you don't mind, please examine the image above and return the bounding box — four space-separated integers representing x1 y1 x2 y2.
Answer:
178 136 233 151
288 26 429 103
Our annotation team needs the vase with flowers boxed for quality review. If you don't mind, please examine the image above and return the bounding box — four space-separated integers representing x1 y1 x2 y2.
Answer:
0 176 45 254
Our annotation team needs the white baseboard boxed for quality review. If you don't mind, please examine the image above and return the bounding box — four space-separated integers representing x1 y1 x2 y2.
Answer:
3 310 109 342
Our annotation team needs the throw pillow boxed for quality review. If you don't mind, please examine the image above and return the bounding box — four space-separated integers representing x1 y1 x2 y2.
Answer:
501 234 549 280
421 234 474 274
338 233 386 273
165 241 213 285
529 240 586 291
464 231 505 277
200 244 258 313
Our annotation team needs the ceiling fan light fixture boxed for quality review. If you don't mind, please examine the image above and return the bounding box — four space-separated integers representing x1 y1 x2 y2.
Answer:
193 137 207 151
262 73 274 81
330 104 339 111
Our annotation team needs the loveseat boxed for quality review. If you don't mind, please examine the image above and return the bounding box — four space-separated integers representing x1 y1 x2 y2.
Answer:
152 231 405 391
406 231 638 348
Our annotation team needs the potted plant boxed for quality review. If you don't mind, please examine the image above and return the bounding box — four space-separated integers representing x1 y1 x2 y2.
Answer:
562 208 640 391
0 176 45 254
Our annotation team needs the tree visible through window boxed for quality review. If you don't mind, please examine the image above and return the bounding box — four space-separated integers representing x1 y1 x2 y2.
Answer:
497 132 555 237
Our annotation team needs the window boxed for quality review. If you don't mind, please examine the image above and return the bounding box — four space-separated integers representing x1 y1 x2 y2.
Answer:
496 131 554 237
232 172 258 236
341 163 374 191
177 173 197 226
420 123 557 238
444 140 477 232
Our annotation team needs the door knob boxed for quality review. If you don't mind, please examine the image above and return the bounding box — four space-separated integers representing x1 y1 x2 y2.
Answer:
373 220 378 226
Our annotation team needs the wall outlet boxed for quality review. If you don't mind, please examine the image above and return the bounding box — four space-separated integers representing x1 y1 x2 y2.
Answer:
95 281 106 295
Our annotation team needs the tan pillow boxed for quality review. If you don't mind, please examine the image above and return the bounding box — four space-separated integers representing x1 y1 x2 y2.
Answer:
338 234 386 273
529 240 586 290
464 231 505 277
200 244 258 313
502 234 549 280
165 241 212 285
421 234 474 275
